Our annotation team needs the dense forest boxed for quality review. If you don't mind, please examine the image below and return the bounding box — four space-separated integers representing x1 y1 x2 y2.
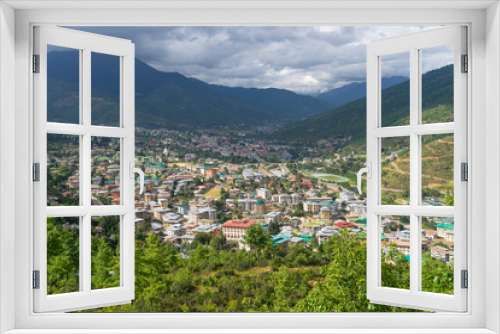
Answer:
47 219 453 313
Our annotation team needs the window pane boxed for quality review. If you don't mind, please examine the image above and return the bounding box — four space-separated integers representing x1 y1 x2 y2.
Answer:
421 134 454 206
47 134 80 206
91 216 121 290
421 216 454 294
92 52 120 127
47 45 80 124
381 215 410 290
421 45 454 124
47 217 80 295
91 137 121 205
381 52 410 127
381 137 410 205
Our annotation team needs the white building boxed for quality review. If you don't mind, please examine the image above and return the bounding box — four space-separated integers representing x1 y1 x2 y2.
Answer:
257 188 271 200
162 212 184 225
278 194 291 205
187 207 216 224
265 211 282 223
291 193 301 204
340 191 356 201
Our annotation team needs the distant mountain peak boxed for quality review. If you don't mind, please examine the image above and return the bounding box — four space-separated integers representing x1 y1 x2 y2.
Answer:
46 50 334 128
275 65 452 146
315 76 408 108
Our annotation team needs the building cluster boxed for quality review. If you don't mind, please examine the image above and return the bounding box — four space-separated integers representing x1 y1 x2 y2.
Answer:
48 129 453 264
381 216 454 263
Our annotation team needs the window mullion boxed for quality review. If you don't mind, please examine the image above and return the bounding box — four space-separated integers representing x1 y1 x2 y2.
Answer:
82 48 92 294
409 47 420 294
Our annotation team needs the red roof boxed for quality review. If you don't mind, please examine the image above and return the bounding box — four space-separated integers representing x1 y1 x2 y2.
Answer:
222 219 256 228
334 222 356 228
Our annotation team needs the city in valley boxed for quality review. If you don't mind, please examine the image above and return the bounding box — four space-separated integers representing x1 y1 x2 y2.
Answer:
48 126 454 262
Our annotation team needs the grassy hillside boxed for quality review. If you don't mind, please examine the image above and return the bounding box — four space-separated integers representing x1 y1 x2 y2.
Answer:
314 76 407 109
274 64 454 146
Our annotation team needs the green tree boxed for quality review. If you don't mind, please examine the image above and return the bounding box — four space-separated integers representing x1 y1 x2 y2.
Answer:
191 232 211 249
244 224 270 267
444 192 454 206
91 237 120 289
268 221 281 236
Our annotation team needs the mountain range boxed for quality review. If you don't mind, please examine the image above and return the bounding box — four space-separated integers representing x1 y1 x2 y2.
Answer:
314 76 408 108
46 50 407 129
274 64 453 146
47 51 335 127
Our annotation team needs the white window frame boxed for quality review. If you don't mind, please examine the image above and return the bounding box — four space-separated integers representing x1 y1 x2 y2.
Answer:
366 26 467 312
32 26 136 313
1 1 499 333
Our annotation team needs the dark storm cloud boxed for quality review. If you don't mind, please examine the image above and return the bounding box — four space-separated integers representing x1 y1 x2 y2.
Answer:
67 26 439 94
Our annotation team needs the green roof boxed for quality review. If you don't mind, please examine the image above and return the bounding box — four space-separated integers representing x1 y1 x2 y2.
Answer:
297 234 313 242
256 200 265 205
272 235 291 246
436 222 454 231
354 217 367 223
437 217 454 224
145 162 155 165
319 200 335 208
423 198 443 206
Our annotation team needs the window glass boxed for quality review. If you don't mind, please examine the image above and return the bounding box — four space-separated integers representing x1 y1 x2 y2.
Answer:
47 217 80 295
381 215 410 290
47 45 80 124
421 134 454 206
47 134 80 206
421 45 454 124
91 137 121 206
381 52 410 127
91 216 121 289
91 52 121 127
381 137 410 205
421 216 454 294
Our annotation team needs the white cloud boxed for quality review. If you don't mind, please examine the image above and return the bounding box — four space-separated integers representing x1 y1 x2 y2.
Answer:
67 25 442 94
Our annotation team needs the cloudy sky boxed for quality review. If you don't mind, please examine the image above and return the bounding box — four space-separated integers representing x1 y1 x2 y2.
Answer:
67 26 452 95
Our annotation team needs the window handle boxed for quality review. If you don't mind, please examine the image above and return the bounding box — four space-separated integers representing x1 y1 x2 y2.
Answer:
130 162 145 194
357 162 372 194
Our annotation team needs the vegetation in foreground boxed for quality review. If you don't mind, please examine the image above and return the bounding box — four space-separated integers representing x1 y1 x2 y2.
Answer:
47 219 454 313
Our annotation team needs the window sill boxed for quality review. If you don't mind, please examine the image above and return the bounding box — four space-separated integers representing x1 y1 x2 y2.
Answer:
4 329 498 334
